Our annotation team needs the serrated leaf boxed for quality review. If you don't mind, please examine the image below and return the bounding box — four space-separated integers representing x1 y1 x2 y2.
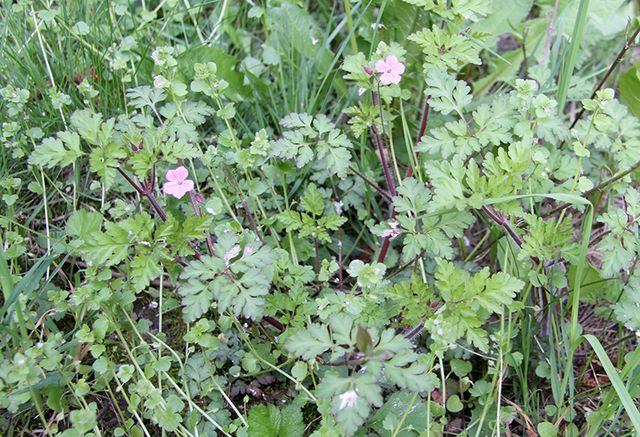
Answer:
286 323 333 360
425 68 473 115
247 404 304 437
29 134 84 168
300 184 324 216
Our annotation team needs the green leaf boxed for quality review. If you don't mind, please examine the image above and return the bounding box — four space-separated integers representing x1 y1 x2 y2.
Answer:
316 372 383 436
615 269 640 330
247 404 304 437
446 394 464 413
368 392 430 436
300 183 324 216
176 46 247 99
271 113 353 180
286 323 333 360
29 133 84 168
450 359 472 377
409 27 484 71
179 232 279 321
70 109 103 145
70 403 97 434
425 69 473 116
620 62 640 117
537 422 557 437
356 326 374 354
130 253 163 292
347 260 386 289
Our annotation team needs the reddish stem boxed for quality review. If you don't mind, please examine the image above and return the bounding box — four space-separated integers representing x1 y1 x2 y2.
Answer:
242 200 265 244
189 191 216 257
378 96 431 263
338 227 344 291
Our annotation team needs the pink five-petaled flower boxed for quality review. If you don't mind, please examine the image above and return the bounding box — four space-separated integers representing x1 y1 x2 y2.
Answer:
162 166 194 199
374 55 405 85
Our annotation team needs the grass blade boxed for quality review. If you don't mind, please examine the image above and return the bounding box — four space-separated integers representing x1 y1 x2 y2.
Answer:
583 334 640 433
0 255 53 321
556 0 590 111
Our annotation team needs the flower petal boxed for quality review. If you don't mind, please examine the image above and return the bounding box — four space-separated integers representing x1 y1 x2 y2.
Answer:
162 181 180 197
374 59 388 73
391 62 405 75
170 184 190 199
181 179 194 193
173 166 189 182
379 72 400 85
385 55 399 66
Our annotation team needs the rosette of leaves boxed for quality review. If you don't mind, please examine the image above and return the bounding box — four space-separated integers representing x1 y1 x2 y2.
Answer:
286 316 436 435
178 230 281 322
270 113 353 182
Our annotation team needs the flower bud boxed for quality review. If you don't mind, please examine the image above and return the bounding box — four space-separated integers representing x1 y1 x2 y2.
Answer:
363 66 374 75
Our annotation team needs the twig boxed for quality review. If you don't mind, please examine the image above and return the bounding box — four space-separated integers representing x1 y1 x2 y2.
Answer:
242 200 265 244
370 124 397 197
348 165 393 202
569 25 640 130
371 87 397 197
117 167 167 221
544 158 640 217
403 322 424 340
482 206 525 248
262 316 284 331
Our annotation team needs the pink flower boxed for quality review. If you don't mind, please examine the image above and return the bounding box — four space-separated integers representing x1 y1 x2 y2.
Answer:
162 166 194 199
374 55 405 85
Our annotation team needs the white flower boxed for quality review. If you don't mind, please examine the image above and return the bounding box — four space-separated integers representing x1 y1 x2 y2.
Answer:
153 75 170 89
338 389 358 410
224 245 241 264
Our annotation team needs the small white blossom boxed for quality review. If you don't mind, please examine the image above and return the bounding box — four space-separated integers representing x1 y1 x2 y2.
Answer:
338 389 358 410
224 245 241 264
153 75 170 89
